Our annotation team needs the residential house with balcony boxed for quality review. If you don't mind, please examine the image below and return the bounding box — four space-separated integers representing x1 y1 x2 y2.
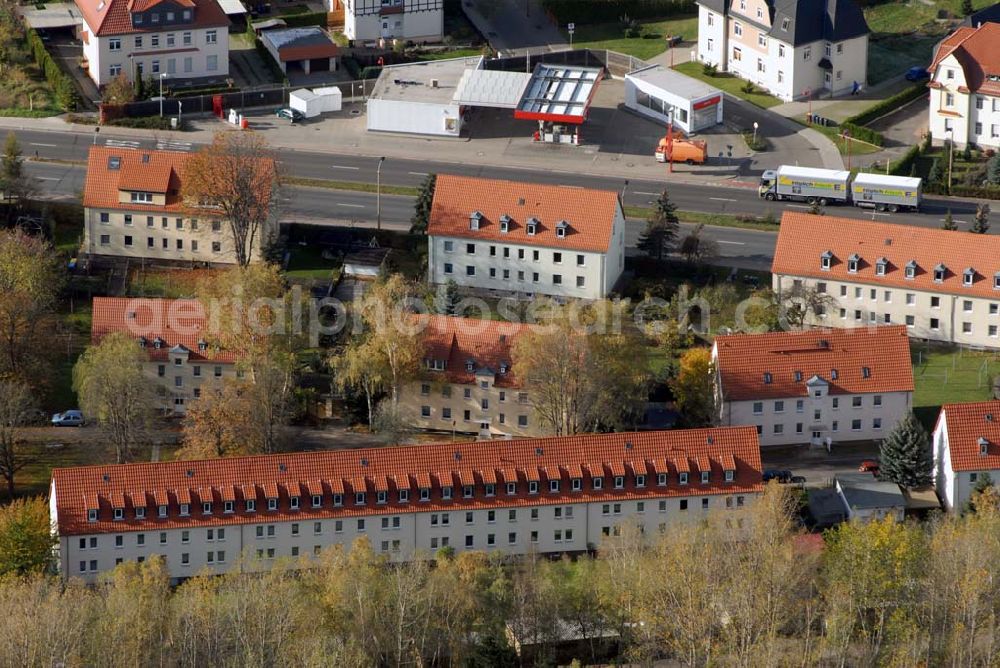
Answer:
712 326 913 447
928 22 1000 149
696 0 869 100
91 296 241 414
933 399 1000 510
399 315 539 438
426 175 626 301
82 146 272 265
76 0 230 87
772 212 1000 348
49 426 763 582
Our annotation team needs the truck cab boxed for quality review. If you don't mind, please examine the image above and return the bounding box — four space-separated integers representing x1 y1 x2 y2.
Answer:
759 170 777 199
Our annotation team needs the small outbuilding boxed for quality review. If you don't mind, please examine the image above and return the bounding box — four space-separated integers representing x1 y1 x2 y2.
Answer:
290 86 342 118
835 473 906 523
261 27 339 76
625 64 723 134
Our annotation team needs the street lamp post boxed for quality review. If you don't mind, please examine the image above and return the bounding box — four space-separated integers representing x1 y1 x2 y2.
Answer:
752 121 759 147
946 129 954 194
159 73 167 117
376 156 386 232
843 128 852 170
178 100 183 127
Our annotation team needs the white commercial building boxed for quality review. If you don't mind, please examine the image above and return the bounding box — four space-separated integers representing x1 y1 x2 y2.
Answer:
75 0 230 87
713 326 914 448
933 400 1000 511
426 174 626 300
625 64 723 134
50 427 764 583
927 22 1000 149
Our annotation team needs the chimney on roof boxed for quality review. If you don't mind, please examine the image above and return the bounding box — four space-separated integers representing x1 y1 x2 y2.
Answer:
817 340 830 349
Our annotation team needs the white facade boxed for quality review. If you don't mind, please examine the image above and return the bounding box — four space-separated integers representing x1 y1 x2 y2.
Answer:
427 230 625 300
341 0 443 42
625 65 723 134
367 97 463 136
932 410 1000 511
835 477 905 522
928 53 1000 149
697 5 727 70
80 23 229 87
54 487 753 583
400 377 539 438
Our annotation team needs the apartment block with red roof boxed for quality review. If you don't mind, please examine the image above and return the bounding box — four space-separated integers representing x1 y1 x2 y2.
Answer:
933 400 1000 510
76 0 229 87
713 326 913 447
426 176 626 301
772 212 1000 348
92 297 242 414
928 22 1000 149
83 146 272 264
49 427 763 582
336 0 443 44
400 315 541 438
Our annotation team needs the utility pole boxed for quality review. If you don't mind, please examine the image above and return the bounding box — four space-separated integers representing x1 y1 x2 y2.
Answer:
376 156 385 232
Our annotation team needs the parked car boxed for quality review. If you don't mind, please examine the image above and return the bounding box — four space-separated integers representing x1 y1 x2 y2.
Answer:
858 459 880 474
275 107 304 123
763 469 793 483
51 410 85 427
905 66 929 82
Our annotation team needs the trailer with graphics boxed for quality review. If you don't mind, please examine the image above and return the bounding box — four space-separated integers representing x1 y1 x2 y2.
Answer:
850 173 922 212
758 166 851 206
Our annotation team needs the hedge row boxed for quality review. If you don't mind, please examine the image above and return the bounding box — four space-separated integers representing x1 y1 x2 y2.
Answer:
24 25 77 111
926 183 1000 199
541 0 695 23
171 84 238 98
840 121 884 147
341 56 361 80
847 83 928 127
280 11 329 28
888 143 921 176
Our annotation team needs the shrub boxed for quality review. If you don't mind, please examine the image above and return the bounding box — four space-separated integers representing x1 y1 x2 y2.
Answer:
841 121 884 147
987 153 1000 185
341 56 361 79
25 26 77 111
359 65 383 79
106 116 181 130
889 143 921 176
740 80 755 94
702 62 717 77
928 157 942 184
962 143 973 162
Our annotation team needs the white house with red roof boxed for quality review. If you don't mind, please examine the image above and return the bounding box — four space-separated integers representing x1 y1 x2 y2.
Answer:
713 326 913 447
91 296 241 414
928 22 1000 148
426 175 626 301
49 426 763 582
76 0 229 87
399 315 540 438
933 400 1000 510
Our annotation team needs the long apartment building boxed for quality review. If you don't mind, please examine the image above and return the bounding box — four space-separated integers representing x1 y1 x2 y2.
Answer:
713 326 914 447
426 175 626 301
933 400 1000 511
82 146 272 265
76 0 230 87
772 212 1000 348
91 297 241 414
400 315 540 438
49 428 763 583
696 0 869 100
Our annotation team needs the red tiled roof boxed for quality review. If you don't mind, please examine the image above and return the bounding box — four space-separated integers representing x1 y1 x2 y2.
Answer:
75 0 228 38
939 400 1000 471
91 297 237 363
50 428 763 535
714 326 913 401
84 146 189 213
930 23 1000 96
419 315 533 387
428 174 621 253
772 212 1000 300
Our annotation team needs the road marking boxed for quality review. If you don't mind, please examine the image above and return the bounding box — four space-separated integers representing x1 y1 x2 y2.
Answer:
717 240 746 245
408 171 429 176
30 142 57 147
941 218 969 224
559 185 584 189
787 204 810 209
37 177 60 181
709 197 738 202
634 191 659 196
330 165 360 170
337 203 365 208
105 139 141 148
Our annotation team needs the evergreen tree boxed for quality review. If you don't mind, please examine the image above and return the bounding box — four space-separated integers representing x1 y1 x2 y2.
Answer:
636 189 679 261
962 0 974 15
987 154 1000 185
878 412 933 488
962 142 973 162
962 472 999 514
134 69 144 99
436 278 461 315
941 209 957 231
908 162 918 178
409 173 436 234
973 202 991 234
928 158 942 185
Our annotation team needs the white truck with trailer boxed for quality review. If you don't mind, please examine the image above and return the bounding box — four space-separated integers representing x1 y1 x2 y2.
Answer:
758 165 922 211
758 166 851 206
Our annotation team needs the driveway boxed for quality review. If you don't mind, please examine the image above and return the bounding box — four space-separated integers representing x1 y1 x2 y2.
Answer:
462 0 567 56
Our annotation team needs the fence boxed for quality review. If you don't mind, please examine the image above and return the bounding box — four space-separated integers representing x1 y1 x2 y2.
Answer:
484 48 650 79
119 79 378 119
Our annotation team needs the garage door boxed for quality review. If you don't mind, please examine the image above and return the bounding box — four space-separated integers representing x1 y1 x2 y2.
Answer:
310 58 330 72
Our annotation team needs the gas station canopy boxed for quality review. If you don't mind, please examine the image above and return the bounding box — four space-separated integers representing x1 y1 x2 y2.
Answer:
453 69 533 109
514 63 604 125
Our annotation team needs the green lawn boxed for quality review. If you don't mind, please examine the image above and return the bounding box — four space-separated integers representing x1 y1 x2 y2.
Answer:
416 48 484 61
807 120 884 157
865 0 995 36
673 61 783 109
912 344 997 429
285 245 342 281
560 15 698 61
867 35 939 86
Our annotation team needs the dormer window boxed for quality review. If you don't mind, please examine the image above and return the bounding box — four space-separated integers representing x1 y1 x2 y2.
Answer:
499 362 509 374
135 506 146 519
934 263 946 282
499 214 511 233
614 475 624 489
549 479 560 492
679 472 689 485
964 268 975 286
526 218 538 236
267 498 277 511
469 211 483 231
355 492 366 505
463 485 474 498
197 339 208 351
592 476 603 489
725 469 735 482
138 336 147 348
419 487 430 501
399 489 409 502
847 254 860 273
980 437 990 455
528 480 539 494
130 192 154 204
153 337 164 349
179 503 190 516
635 474 646 488
905 260 917 279
701 470 710 484
290 496 300 509
571 478 582 491
428 358 445 371
245 499 256 512
831 368 839 380
875 258 888 276
202 501 212 514
506 482 516 495
113 507 124 521
376 490 387 504
442 486 453 500
158 504 167 518
88 509 98 522
485 483 495 497
465 360 474 372
555 221 569 239
820 250 833 270
223 500 234 513
333 494 343 506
